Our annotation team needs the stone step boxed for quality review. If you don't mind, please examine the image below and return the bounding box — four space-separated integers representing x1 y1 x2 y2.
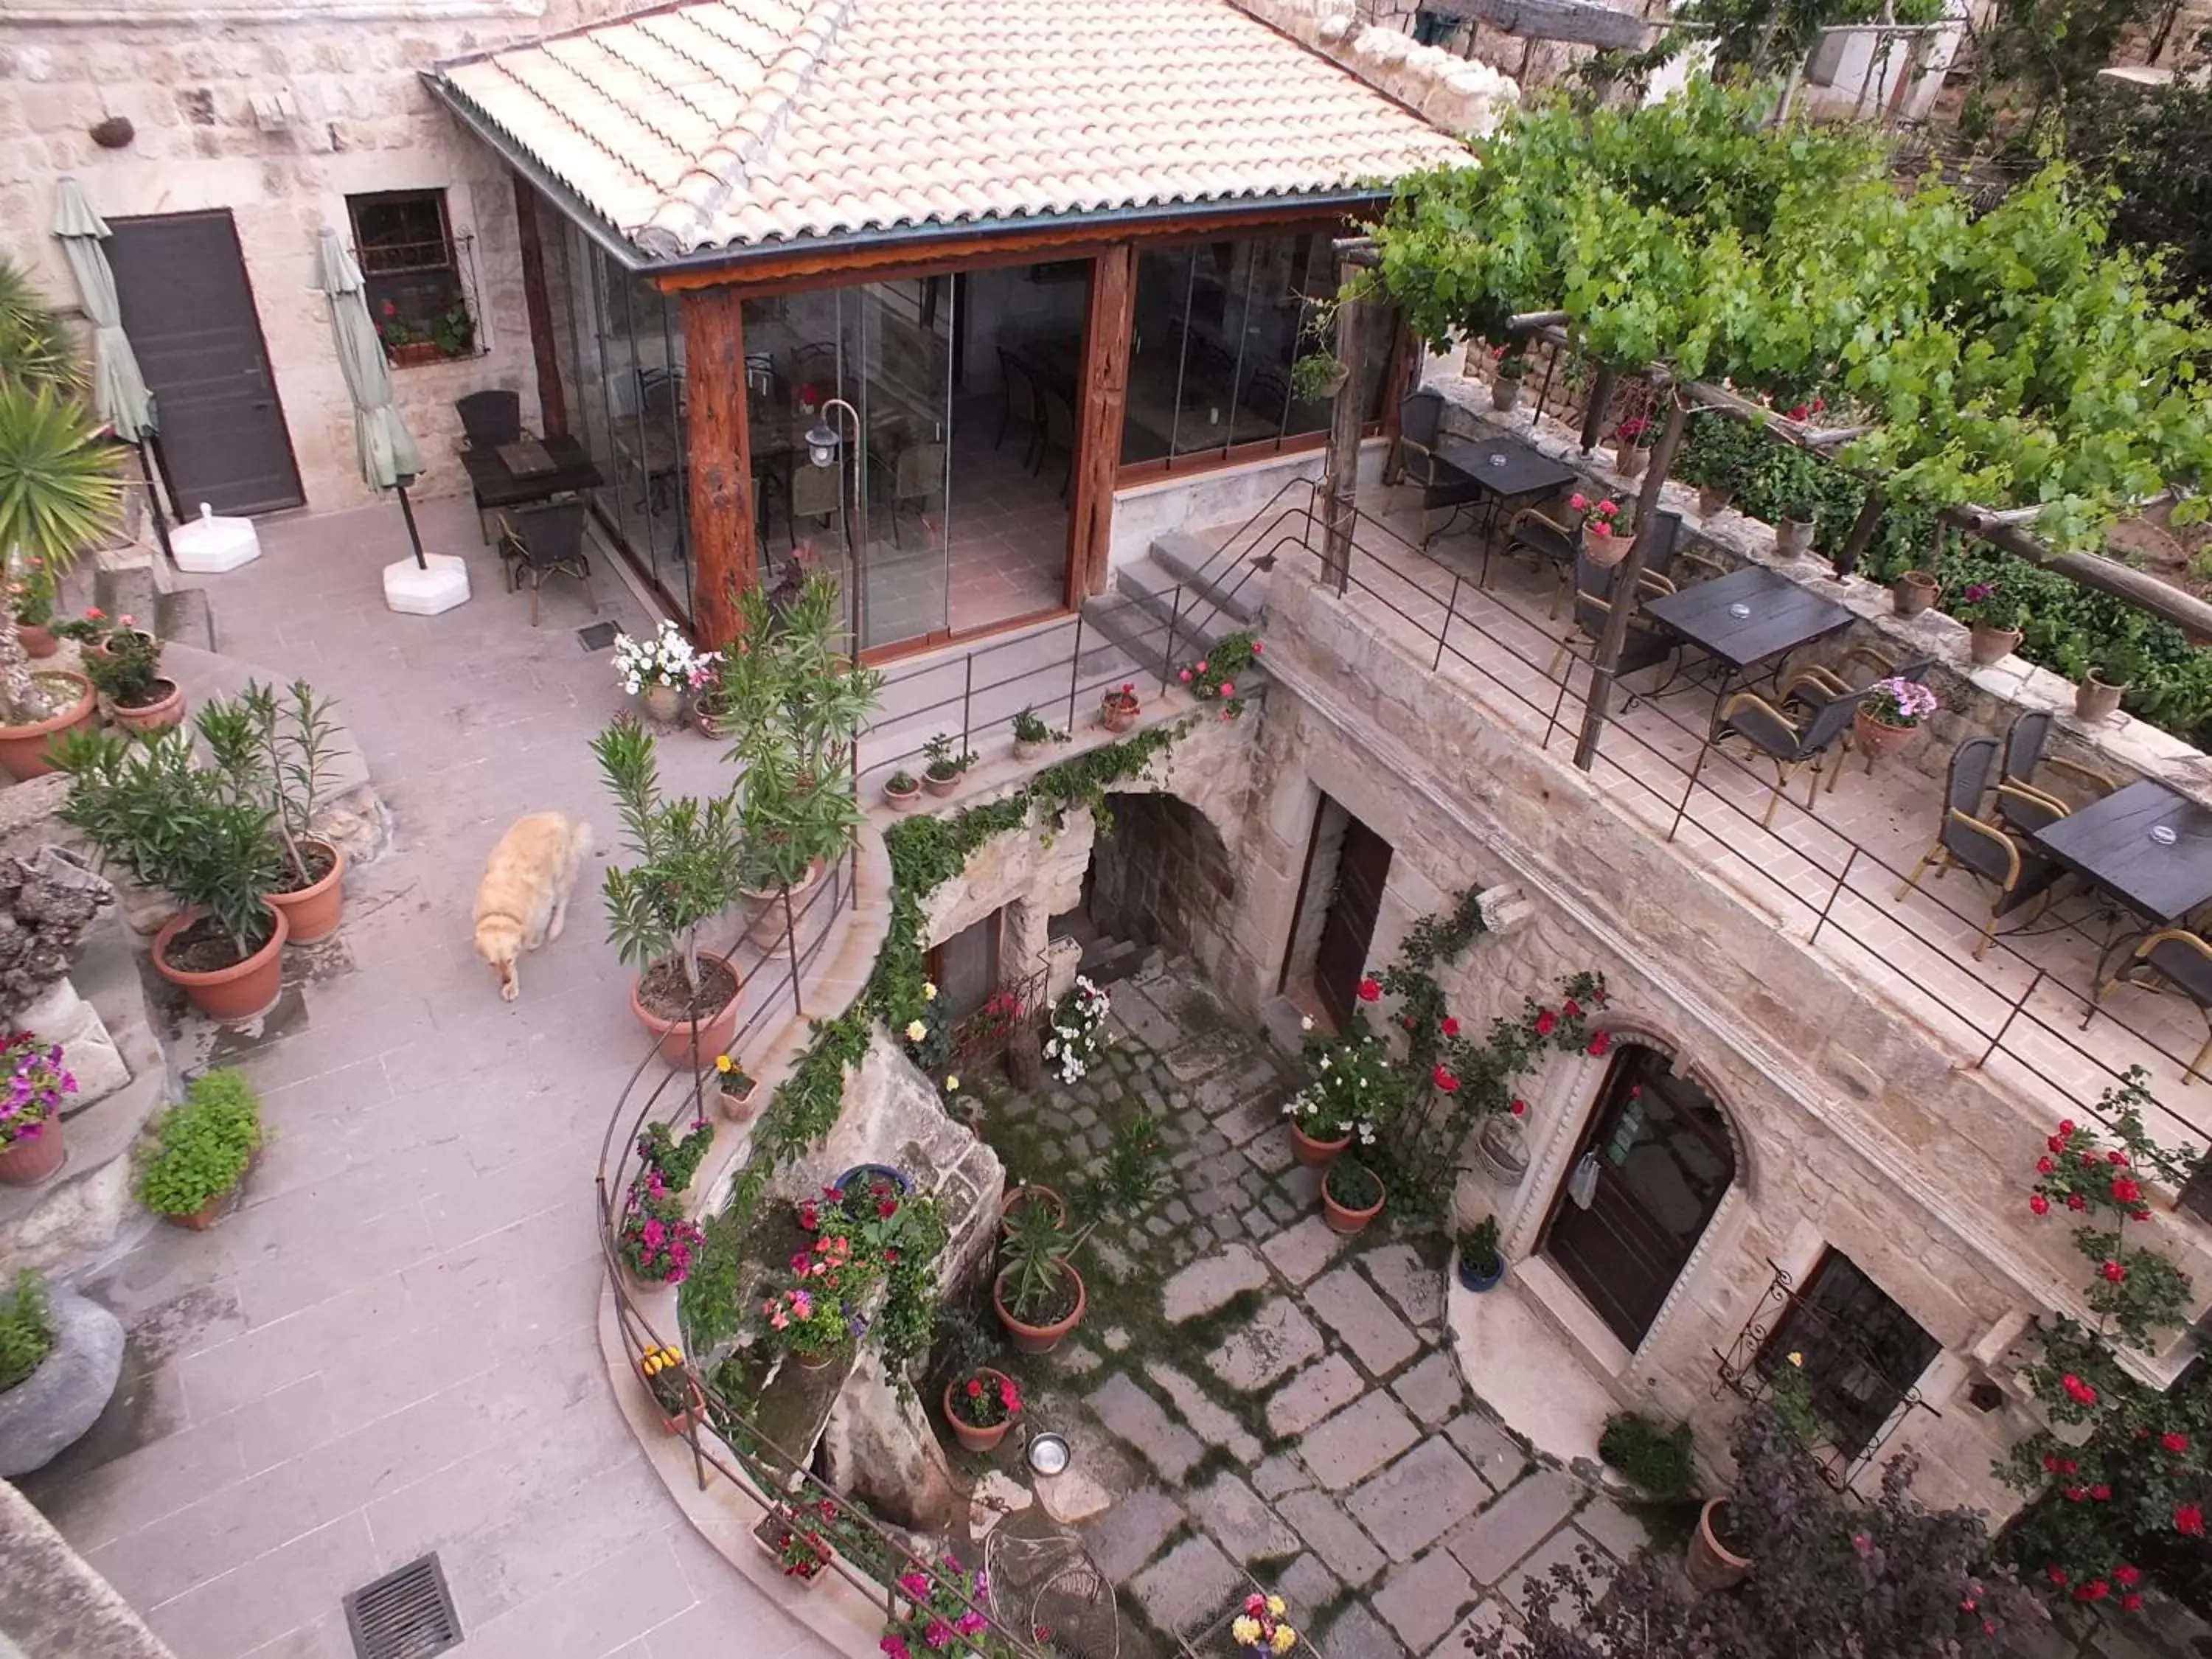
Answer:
1258 995 1313 1062
1115 553 1256 664
1077 588 1179 687
1148 529 1270 627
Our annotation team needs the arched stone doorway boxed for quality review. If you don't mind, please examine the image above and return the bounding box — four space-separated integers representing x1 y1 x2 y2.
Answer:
1068 791 1236 971
1540 1040 1738 1350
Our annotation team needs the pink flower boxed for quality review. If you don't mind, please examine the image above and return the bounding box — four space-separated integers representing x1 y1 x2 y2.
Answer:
1570 493 1588 512
1433 1065 1459 1093
1510 1099 1526 1116
1534 1009 1557 1036
2163 1432 2188 1453
925 1621 955 1650
1194 661 1208 675
2062 1374 2098 1405
1219 681 1234 698
1180 668 1193 683
1251 640 1263 653
899 1572 932 1599
955 1614 988 1637
1587 1032 1611 1057
2103 1260 2126 1283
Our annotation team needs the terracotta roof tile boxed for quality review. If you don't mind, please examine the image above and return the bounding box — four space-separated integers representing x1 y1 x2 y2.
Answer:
437 0 1467 260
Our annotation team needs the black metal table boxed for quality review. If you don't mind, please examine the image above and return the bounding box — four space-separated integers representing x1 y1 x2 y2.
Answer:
2031 780 2212 927
460 434 605 541
1425 435 1581 548
1641 563 1854 700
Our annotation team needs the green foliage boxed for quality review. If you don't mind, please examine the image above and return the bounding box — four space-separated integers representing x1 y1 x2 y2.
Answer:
875 1192 949 1380
0 262 83 396
1010 705 1062 745
998 1186 1075 1321
1599 1410 1696 1499
0 380 125 577
0 1270 51 1391
1371 78 2212 552
136 1069 262 1217
1458 1215 1502 1276
53 727 282 957
921 732 974 781
637 1116 716 1196
195 680 342 891
1324 1154 1383 1210
1078 1110 1169 1221
594 717 745 994
80 625 164 706
2069 71 2212 307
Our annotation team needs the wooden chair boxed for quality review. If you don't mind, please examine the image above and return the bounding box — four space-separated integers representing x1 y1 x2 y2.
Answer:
1893 737 2061 959
495 502 599 627
1696 679 1870 830
2086 929 2212 1079
1546 554 1677 680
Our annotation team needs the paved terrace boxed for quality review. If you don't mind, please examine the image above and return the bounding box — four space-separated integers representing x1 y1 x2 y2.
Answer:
1197 459 2212 1153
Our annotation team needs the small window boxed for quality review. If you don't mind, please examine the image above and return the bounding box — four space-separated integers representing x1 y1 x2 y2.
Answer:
347 189 476 366
1758 1250 1938 1457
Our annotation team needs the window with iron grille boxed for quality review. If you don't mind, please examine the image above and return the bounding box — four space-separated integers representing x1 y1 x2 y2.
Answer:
347 189 476 366
1756 1250 1940 1458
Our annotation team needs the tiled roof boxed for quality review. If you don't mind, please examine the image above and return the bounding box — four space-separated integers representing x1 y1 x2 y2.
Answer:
434 0 1470 260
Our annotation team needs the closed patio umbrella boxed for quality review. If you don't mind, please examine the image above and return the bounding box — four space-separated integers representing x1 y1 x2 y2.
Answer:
314 226 427 569
50 177 170 560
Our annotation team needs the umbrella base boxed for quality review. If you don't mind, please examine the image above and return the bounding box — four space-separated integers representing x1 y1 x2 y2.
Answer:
383 554 470 616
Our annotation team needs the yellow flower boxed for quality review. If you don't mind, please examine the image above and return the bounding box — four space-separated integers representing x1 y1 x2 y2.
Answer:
715 1054 734 1074
1270 1627 1296 1655
1266 1597 1285 1618
922 982 938 1001
945 1075 960 1092
905 1020 927 1042
668 1346 681 1363
1787 1351 1804 1367
1231 1618 1262 1646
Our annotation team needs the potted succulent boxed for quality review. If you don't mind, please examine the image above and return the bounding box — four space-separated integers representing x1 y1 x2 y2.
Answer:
943 1365 1022 1453
638 1343 706 1435
992 1192 1087 1354
1774 497 1818 559
52 727 291 1021
1320 1155 1386 1235
612 619 714 725
136 1068 261 1229
883 768 922 812
1455 1214 1506 1291
1491 344 1528 411
2078 636 2141 723
921 732 974 799
80 623 184 734
754 1504 836 1586
0 1034 75 1188
1891 569 1941 617
1612 414 1655 479
197 681 349 943
1573 493 1630 566
1958 581 2025 666
1011 705 1062 762
1100 682 1141 734
1853 675 1938 764
593 718 746 1068
713 1053 761 1121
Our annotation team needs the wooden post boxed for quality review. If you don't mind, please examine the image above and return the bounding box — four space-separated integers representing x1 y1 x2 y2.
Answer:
1321 263 1374 596
1068 245 1137 603
1378 307 1417 485
512 175 568 438
681 287 754 649
1837 487 1887 579
1573 395 1688 771
1578 365 1618 454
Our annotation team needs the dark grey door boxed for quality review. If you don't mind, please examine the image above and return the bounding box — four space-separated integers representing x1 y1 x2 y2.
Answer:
1315 812 1392 1029
107 211 303 515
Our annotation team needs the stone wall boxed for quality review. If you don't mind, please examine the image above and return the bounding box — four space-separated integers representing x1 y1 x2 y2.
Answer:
0 0 636 513
1227 0 1520 136
1087 790 1239 969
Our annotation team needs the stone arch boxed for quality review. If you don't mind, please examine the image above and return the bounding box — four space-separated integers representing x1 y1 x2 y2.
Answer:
1081 789 1238 968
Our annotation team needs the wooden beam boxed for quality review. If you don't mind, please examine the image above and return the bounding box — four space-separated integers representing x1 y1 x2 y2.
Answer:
1949 507 2212 637
1575 395 1690 770
681 288 754 647
1070 246 1137 602
512 175 568 438
1378 305 1418 483
1422 0 1659 48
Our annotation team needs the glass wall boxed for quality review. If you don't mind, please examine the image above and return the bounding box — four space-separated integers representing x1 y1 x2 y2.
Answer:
1121 232 1391 471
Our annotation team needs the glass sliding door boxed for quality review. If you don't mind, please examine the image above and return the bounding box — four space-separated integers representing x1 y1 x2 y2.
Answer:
847 276 953 652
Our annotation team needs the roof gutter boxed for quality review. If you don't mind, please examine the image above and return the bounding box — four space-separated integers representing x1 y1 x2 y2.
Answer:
424 71 1395 278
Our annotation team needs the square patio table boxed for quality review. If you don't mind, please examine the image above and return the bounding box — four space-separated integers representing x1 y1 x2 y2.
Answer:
462 433 604 540
1425 435 1581 546
2031 779 2212 926
1642 563 1854 679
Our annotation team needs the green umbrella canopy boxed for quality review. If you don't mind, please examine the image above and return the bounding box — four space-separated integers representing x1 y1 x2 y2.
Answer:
49 178 154 442
313 226 422 492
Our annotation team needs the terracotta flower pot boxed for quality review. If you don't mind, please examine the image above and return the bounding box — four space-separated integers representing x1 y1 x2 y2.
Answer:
1583 527 1631 568
0 1119 64 1187
993 1263 1087 1354
1614 442 1648 479
944 1368 1018 1453
2076 671 2127 724
154 904 289 1022
922 768 961 798
1686 1497 1752 1591
627 952 741 1068
1968 624 2022 667
717 1074 762 1121
1101 693 1140 733
742 860 827 949
1492 376 1522 413
1288 1122 1351 1167
639 683 683 723
650 1374 708 1436
1851 708 1918 762
159 1150 257 1231
693 706 726 740
109 676 187 736
0 670 97 781
1696 485 1733 520
1012 738 1045 762
1891 571 1940 617
1000 1183 1068 1235
884 777 922 813
1321 1166 1386 1235
1775 518 1816 558
15 624 57 659
265 838 346 944
753 1518 832 1586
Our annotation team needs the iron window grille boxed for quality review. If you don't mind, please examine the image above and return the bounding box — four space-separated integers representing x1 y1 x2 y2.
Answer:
346 189 485 366
1715 1253 1941 1490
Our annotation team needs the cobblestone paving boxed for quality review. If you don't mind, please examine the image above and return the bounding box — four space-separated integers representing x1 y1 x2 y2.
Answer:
976 956 1649 1659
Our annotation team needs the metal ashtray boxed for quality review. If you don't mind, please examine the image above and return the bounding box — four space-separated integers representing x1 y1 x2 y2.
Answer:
1728 602 1752 619
2152 824 2180 847
1026 1432 1072 1478
1488 452 1507 467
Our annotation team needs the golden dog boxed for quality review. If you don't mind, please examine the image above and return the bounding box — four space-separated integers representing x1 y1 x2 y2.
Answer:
472 812 592 1002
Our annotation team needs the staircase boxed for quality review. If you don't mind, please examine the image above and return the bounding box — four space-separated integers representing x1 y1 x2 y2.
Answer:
1079 526 1282 686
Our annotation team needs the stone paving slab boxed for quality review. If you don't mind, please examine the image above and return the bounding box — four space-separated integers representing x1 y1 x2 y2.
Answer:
1348 1439 1490 1560
1088 1486 1189 1581
1264 1354 1367 1439
1445 1469 1584 1587
1499 1524 1613 1615
1444 1411 1532 1492
1161 1245 1270 1323
1205 1298 1324 1391
1374 1546 1478 1651
1088 1373 1206 1485
1360 1242 1447 1328
1301 1395 1422 1492
1144 1363 1262 1464
1391 1350 1469 1427
1277 1489 1387 1587
1130 1533 1242 1635
1428 1598 1517 1659
1306 1266 1421 1377
1321 1600 1412 1659
1258 1215 1344 1286
1188 1472 1303 1565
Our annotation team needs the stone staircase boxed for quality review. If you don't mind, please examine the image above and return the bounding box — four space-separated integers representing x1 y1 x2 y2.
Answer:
1079 528 1276 686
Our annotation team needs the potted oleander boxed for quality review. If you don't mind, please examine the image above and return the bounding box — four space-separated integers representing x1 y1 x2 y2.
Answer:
136 1068 262 1229
593 717 746 1067
52 727 290 1021
921 733 974 799
992 1192 1088 1354
198 681 349 942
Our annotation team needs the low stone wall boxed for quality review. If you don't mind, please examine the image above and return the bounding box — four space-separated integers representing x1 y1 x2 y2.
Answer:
1228 0 1520 136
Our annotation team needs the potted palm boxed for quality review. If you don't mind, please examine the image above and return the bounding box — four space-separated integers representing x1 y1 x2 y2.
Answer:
52 727 290 1020
921 733 974 798
196 681 349 942
992 1194 1088 1354
593 717 747 1068
135 1069 261 1229
80 624 184 734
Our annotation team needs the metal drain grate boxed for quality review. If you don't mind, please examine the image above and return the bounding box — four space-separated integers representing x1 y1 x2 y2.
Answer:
577 619 619 652
342 1554 462 1659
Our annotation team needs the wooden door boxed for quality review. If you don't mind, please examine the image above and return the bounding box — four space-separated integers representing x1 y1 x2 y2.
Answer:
107 211 303 516
1314 813 1393 1029
929 910 1001 1023
1545 1046 1736 1350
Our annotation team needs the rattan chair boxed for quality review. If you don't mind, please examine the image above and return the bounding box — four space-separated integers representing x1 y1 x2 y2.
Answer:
2086 928 2212 1079
454 389 523 451
873 440 945 548
1696 678 1870 830
1493 508 1579 608
2001 709 2118 808
495 501 598 627
1893 737 2062 959
1546 554 1677 680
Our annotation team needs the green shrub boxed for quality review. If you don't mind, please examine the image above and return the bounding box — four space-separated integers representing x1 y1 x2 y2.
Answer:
0 1270 52 1391
1599 1409 1696 1499
136 1068 262 1217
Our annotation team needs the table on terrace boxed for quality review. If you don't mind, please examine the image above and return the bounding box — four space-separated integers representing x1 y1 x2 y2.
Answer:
1424 435 1582 547
460 434 603 542
2031 779 2212 928
1641 563 1855 703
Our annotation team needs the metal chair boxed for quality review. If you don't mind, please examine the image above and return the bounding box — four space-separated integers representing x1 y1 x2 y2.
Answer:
1491 507 1579 608
2087 929 2212 1079
1546 554 1676 680
788 343 839 400
872 440 945 548
1243 366 1294 428
995 349 1045 466
1036 386 1077 495
495 502 599 627
454 389 523 450
1893 737 2062 958
2001 709 2119 808
1697 680 1871 830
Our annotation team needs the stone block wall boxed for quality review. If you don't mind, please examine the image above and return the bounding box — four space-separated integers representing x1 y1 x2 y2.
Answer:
1087 790 1239 970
